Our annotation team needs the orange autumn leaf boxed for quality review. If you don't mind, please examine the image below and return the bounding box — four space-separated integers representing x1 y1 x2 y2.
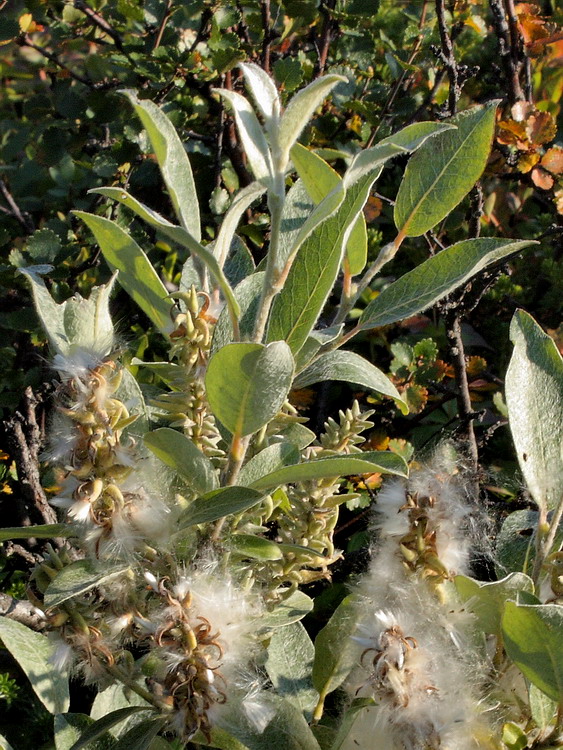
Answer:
541 146 563 176
531 166 555 190
497 118 529 149
364 430 390 451
466 356 487 377
555 188 563 215
527 111 557 146
363 195 383 222
289 388 316 410
517 151 540 173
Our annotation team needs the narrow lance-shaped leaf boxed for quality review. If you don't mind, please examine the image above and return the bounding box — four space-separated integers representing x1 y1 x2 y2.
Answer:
359 238 537 330
505 310 563 511
291 143 367 276
67 708 155 750
214 181 266 269
0 524 75 541
177 486 265 529
394 102 499 236
240 62 281 129
251 451 407 491
43 560 131 611
0 617 70 714
502 601 563 703
239 442 300 486
205 341 294 436
18 266 68 353
89 189 240 327
121 90 200 240
144 428 218 495
268 147 403 354
214 89 273 183
277 179 315 270
293 350 408 414
74 212 175 336
278 74 346 170
312 596 362 716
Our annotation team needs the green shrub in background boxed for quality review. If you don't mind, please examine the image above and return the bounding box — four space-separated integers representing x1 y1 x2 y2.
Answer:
0 64 560 750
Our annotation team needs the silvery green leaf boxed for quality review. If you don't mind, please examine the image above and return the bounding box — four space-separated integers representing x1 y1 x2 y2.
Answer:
206 341 294 437
66 708 154 750
0 617 70 714
265 622 318 720
61 275 116 356
394 103 498 236
290 144 367 276
214 181 266 269
43 560 131 611
121 90 200 240
55 713 116 750
278 75 346 170
293 350 408 414
312 595 362 701
239 442 300 486
240 62 281 128
0 734 14 750
144 427 218 495
0 524 74 541
91 684 150 738
215 89 273 183
505 310 563 511
259 591 314 630
211 272 265 354
74 211 175 337
359 239 537 331
294 326 343 373
89 190 240 326
19 267 116 357
529 683 557 731
277 179 315 269
502 602 563 703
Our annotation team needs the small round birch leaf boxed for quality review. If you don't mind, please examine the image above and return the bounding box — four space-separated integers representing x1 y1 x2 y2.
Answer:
505 309 563 510
205 342 294 437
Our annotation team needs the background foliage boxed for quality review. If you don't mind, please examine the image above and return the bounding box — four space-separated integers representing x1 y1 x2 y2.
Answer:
0 0 562 746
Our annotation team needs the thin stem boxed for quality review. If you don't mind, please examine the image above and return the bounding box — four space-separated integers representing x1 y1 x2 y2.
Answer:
532 494 563 585
333 230 406 326
252 177 285 343
106 664 168 709
436 0 459 115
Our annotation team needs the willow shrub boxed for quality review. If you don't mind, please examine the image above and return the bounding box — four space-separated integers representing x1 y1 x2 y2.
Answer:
1 64 562 750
